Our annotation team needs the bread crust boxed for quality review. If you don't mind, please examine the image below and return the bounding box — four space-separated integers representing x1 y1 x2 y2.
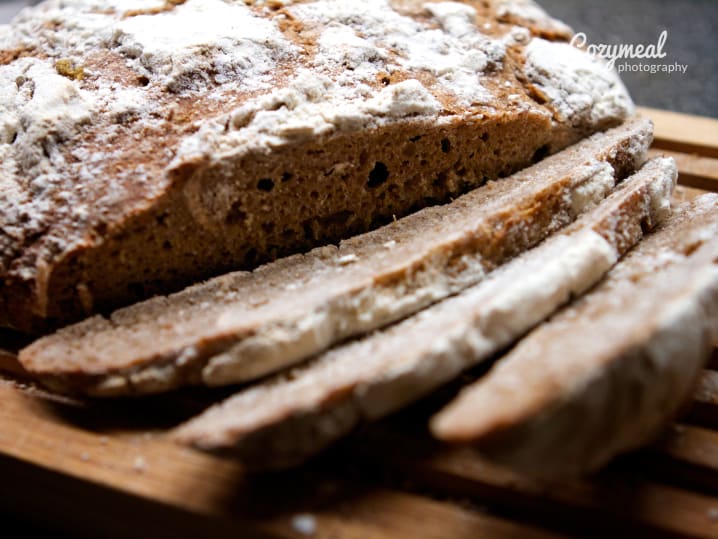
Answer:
0 0 634 332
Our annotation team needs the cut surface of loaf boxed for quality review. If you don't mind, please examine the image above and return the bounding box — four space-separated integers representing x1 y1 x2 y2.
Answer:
171 157 676 470
19 117 652 397
0 0 635 332
431 194 718 478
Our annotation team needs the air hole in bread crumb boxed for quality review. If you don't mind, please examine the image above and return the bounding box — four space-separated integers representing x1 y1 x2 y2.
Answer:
95 222 108 236
257 178 275 192
480 132 489 142
410 135 422 142
368 162 389 188
137 75 150 87
281 172 293 182
532 144 550 164
640 218 652 235
226 202 247 225
162 240 172 251
441 138 451 153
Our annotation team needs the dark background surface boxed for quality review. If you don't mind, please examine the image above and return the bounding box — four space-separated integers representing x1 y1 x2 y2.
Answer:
539 0 718 118
2 0 717 117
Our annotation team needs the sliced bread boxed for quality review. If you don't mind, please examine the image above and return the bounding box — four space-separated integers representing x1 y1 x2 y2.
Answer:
171 157 676 470
19 118 652 396
431 194 718 477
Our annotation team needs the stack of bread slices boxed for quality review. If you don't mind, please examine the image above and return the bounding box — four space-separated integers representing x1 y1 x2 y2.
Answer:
2 0 717 477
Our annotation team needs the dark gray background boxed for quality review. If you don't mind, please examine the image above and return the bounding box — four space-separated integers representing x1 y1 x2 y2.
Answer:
1 0 717 117
539 0 718 117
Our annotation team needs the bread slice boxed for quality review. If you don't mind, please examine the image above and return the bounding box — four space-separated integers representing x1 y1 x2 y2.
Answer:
171 157 676 470
0 0 635 332
431 194 718 477
18 117 652 397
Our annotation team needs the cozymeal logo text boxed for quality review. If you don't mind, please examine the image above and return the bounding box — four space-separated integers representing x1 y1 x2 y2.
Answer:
570 30 688 75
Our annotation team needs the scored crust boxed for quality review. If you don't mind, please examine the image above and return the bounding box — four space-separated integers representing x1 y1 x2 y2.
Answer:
431 194 718 477
19 117 652 396
170 157 676 470
0 0 634 332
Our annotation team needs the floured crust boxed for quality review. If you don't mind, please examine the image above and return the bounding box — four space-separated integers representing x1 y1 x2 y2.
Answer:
0 0 634 332
431 194 718 478
19 117 652 396
170 157 675 470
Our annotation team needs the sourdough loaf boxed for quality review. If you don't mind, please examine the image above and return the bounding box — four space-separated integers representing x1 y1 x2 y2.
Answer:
431 194 718 477
0 0 634 332
19 118 652 396
171 157 676 469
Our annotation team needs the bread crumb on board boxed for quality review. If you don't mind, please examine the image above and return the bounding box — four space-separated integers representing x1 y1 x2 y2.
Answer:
290 513 317 536
133 456 147 473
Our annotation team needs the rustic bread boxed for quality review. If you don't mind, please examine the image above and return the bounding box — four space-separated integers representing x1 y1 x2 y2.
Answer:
0 0 635 332
431 194 718 478
171 157 676 470
19 117 652 396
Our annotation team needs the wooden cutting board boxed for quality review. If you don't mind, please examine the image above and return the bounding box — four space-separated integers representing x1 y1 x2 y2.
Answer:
1 107 717 539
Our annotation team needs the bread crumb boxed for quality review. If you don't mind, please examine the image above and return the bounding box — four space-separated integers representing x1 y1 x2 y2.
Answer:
80 452 90 462
337 254 358 265
383 240 397 249
291 514 317 536
99 436 109 446
133 456 147 473
249 297 269 307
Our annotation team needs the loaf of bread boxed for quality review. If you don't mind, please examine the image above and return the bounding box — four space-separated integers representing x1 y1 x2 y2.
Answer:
431 194 718 477
171 157 676 469
0 0 635 332
19 117 652 396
